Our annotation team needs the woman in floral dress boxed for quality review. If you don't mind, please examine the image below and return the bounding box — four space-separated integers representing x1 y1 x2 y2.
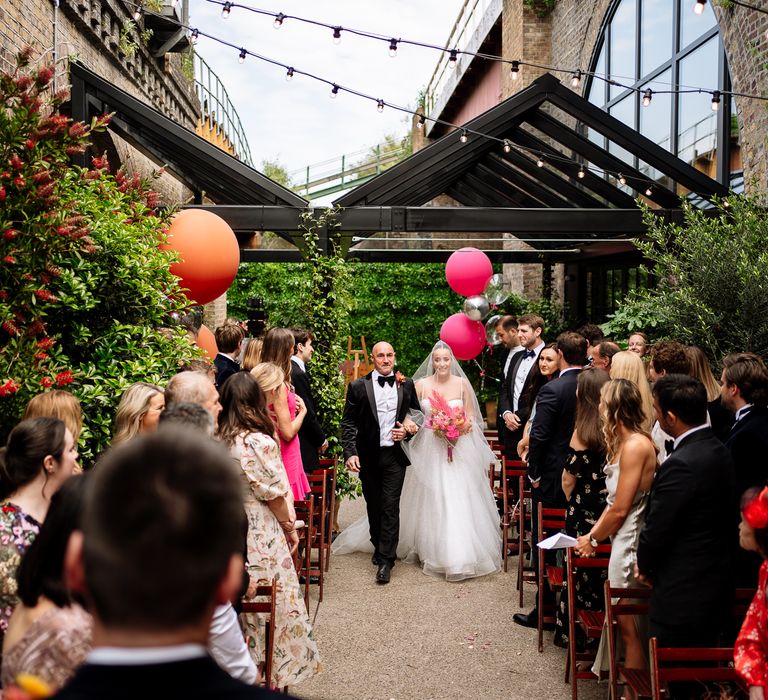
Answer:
217 372 321 689
0 417 79 652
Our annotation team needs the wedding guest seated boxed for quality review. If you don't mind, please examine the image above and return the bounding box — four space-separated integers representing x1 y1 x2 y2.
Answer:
735 487 768 695
0 418 78 652
648 341 691 462
111 382 165 445
686 345 733 441
23 390 83 444
2 476 91 692
628 332 648 358
164 371 222 429
54 429 285 699
593 341 620 373
214 323 245 391
636 375 735 647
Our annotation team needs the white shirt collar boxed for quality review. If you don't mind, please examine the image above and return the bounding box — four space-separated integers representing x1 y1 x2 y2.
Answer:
292 355 306 372
88 644 207 666
735 403 754 422
673 423 709 450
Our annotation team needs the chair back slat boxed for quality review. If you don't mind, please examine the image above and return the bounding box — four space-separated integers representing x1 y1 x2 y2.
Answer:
240 579 277 688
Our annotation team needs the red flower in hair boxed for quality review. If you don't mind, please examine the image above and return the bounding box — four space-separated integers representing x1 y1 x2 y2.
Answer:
744 487 768 530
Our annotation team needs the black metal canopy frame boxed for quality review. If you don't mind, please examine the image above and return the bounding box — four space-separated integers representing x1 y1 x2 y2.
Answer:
69 64 727 264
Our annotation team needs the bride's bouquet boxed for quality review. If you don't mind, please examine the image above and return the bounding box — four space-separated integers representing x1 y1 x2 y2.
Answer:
425 390 471 462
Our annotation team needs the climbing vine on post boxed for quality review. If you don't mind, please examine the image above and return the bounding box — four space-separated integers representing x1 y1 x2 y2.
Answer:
299 207 360 500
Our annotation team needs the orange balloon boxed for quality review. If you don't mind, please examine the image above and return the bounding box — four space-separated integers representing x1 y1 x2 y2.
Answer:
163 209 240 305
195 324 218 360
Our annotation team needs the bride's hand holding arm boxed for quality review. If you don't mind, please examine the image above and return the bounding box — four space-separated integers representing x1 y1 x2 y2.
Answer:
273 383 305 441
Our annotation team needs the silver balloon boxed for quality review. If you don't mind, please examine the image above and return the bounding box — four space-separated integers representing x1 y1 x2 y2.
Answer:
485 314 502 345
485 273 509 307
463 295 490 321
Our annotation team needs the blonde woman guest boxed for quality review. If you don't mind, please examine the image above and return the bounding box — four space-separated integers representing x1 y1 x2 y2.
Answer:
610 350 654 432
686 345 733 440
111 382 165 445
241 337 263 372
23 391 83 444
575 379 657 672
0 418 79 649
258 327 309 500
217 373 321 689
627 332 648 357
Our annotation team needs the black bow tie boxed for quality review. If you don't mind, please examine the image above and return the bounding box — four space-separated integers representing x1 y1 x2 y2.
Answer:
377 375 395 387
664 439 675 455
524 350 536 359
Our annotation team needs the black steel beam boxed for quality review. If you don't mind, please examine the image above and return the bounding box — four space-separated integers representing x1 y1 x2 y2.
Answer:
240 248 581 263
476 159 577 208
462 168 543 207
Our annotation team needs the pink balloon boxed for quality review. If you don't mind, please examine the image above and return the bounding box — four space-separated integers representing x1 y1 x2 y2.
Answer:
445 247 493 297
440 313 486 361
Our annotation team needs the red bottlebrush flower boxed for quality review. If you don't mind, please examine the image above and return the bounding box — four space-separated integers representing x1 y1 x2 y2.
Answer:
65 145 86 156
145 191 160 208
0 187 5 202
3 255 17 264
82 243 97 254
0 171 10 179
83 170 100 180
3 229 18 240
13 177 25 188
0 379 19 396
9 153 22 170
40 273 51 285
32 171 51 185
68 123 88 138
53 88 69 103
37 183 54 198
73 227 90 239
56 226 72 237
55 370 74 386
94 113 112 127
0 291 8 301
65 215 86 226
2 320 19 336
25 139 36 151
34 290 59 302
27 320 46 335
15 75 32 91
131 174 142 189
37 337 55 349
35 65 55 86
34 352 49 361
21 273 33 282
39 377 53 388
45 264 62 278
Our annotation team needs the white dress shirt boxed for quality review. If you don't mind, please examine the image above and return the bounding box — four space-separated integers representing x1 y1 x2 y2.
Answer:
292 355 306 372
735 403 754 422
503 346 524 380
88 644 207 665
672 423 709 450
372 370 398 447
208 603 258 683
512 342 544 412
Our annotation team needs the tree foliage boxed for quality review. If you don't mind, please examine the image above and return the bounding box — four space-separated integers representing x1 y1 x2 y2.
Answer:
601 196 768 362
0 50 197 460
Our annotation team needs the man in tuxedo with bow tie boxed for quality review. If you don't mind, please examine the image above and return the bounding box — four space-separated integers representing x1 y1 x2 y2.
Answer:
341 341 421 584
499 314 545 461
720 352 768 585
291 328 328 473
494 316 523 446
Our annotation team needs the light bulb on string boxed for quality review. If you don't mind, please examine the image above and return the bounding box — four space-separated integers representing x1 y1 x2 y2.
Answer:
570 70 582 89
511 60 520 81
171 0 178 8
536 155 545 167
285 67 294 81
238 48 246 64
273 13 284 29
503 139 512 154
332 27 342 44
417 115 426 129
645 185 653 196
376 99 385 113
190 28 199 44
694 0 706 15
330 84 339 98
389 39 398 58
133 5 143 21
459 129 468 144
577 165 586 179
221 2 232 18
642 88 653 107
618 173 627 186
448 49 458 69
711 90 721 111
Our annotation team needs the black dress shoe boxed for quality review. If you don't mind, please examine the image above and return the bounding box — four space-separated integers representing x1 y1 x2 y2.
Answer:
512 609 555 630
371 554 379 565
375 563 391 584
298 575 320 585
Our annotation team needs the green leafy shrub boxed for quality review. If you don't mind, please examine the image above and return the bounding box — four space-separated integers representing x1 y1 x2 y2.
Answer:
0 50 197 461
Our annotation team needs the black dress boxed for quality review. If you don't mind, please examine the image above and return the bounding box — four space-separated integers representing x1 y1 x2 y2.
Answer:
554 448 608 650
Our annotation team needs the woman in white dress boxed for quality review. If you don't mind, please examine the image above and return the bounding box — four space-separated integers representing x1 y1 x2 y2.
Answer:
334 341 502 582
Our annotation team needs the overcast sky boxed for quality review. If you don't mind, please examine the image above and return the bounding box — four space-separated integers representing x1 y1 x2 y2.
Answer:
189 0 465 184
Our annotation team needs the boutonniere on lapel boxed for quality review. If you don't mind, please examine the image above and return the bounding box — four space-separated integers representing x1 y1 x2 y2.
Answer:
395 371 406 386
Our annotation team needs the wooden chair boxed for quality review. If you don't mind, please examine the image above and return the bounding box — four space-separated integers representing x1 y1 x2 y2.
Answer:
240 579 278 689
537 504 567 652
564 545 611 700
292 495 315 609
604 581 652 700
501 457 528 572
317 459 337 572
517 475 535 606
306 472 327 601
649 637 745 700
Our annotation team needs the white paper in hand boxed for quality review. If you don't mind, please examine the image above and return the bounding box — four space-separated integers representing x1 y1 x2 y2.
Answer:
537 532 578 550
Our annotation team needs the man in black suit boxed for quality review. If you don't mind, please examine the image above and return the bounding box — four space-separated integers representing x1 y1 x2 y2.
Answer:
290 329 328 474
513 331 586 629
494 315 523 445
499 313 545 461
636 375 735 647
720 352 768 585
213 323 245 392
341 341 421 585
57 429 284 699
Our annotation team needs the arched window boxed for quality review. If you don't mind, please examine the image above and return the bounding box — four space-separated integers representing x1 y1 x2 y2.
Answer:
585 0 741 192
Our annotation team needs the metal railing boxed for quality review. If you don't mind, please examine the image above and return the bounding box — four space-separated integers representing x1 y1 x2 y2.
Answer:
194 53 254 167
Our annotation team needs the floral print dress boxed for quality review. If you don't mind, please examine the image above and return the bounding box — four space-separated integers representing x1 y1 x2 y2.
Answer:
735 560 768 689
231 431 322 689
0 503 41 647
555 449 608 650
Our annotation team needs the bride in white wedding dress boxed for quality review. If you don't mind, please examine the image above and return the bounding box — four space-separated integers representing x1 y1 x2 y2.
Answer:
334 341 502 581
